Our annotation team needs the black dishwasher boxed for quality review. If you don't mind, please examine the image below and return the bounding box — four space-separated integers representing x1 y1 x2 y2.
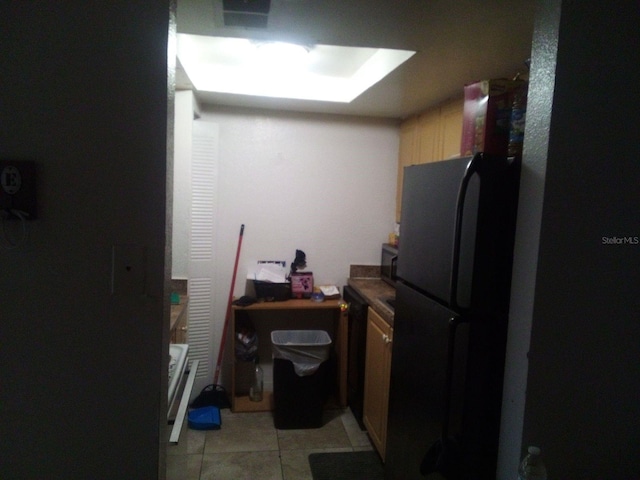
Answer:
343 285 369 430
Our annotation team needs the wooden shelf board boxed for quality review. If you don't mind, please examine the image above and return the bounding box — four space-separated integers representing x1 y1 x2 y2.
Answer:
232 392 274 413
233 298 343 311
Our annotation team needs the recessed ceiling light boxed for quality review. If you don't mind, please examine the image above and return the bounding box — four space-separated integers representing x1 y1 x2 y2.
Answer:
177 34 415 103
250 41 311 71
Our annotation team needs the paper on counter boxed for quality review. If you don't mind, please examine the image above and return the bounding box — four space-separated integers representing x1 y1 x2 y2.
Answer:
319 285 340 297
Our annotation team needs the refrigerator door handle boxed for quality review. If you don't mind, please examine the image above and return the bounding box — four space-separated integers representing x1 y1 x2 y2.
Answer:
442 316 461 440
449 152 483 309
421 315 464 477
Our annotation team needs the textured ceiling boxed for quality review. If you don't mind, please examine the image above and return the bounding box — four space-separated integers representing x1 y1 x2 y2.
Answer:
176 0 536 119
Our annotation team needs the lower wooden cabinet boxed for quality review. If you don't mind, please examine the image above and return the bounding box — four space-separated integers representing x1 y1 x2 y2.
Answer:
363 306 393 460
170 297 188 344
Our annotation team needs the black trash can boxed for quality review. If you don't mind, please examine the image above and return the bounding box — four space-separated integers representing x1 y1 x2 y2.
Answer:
271 330 332 429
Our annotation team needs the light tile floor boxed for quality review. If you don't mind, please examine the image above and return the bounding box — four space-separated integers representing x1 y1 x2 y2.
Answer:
167 407 374 480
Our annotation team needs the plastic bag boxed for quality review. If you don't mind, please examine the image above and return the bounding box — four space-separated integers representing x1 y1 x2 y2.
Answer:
271 330 332 376
234 310 258 361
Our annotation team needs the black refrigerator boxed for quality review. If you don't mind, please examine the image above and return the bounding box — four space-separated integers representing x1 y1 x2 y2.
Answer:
385 153 520 480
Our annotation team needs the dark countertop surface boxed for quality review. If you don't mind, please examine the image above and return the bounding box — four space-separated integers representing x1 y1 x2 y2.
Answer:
347 278 395 327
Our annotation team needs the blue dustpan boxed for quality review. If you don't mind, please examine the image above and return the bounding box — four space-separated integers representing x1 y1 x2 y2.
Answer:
188 406 221 430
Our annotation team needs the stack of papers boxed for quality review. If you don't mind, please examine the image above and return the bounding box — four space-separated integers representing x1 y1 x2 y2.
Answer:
318 285 340 299
247 261 288 283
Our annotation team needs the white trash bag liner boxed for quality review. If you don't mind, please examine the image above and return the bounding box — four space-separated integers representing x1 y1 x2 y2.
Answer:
271 330 332 376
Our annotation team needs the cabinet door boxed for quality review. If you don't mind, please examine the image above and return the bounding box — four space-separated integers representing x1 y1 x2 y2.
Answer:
396 97 463 222
416 108 441 164
173 313 188 344
438 97 464 160
363 307 393 460
396 116 420 222
170 301 189 344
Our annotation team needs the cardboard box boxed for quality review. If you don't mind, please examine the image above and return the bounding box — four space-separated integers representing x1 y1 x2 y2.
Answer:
460 78 526 157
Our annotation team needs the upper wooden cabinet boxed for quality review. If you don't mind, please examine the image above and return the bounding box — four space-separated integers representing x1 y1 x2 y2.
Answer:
417 108 442 164
439 97 464 160
395 116 420 222
395 96 463 222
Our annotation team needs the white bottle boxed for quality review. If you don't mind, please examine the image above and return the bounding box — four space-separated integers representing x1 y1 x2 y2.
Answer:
517 446 547 480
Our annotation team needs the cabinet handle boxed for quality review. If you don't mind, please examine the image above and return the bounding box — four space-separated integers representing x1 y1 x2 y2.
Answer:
180 327 188 331
382 334 392 344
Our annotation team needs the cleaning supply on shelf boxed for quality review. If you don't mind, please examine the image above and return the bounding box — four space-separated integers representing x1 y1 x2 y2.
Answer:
170 292 180 305
249 357 264 402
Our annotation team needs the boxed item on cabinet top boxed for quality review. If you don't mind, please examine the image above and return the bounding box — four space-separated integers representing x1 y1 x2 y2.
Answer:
461 78 527 157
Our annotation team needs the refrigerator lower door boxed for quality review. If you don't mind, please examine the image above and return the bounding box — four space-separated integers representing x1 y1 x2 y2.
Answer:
385 282 469 480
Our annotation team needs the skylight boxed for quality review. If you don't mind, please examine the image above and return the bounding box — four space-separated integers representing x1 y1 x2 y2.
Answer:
177 34 416 103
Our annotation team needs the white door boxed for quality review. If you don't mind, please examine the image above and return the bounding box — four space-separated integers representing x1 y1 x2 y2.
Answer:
188 120 219 395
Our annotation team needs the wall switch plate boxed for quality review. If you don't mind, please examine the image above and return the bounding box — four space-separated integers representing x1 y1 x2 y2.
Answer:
111 244 147 296
0 160 37 219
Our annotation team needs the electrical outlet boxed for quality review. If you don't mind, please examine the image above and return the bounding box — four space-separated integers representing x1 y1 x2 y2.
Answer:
0 160 37 219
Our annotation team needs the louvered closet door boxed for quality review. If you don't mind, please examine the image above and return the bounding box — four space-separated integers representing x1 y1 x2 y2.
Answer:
188 121 219 394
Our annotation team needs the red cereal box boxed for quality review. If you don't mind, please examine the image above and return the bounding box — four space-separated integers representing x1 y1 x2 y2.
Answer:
460 78 526 157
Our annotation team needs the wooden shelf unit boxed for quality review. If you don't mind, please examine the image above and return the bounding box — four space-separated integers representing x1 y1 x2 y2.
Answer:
230 298 348 413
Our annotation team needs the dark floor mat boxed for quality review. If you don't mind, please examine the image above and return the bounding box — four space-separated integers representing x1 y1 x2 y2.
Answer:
308 450 384 480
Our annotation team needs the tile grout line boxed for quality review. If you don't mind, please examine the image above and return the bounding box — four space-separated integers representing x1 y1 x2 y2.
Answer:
276 424 285 480
174 408 369 480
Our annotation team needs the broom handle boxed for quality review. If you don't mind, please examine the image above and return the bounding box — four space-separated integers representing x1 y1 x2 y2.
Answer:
213 224 245 385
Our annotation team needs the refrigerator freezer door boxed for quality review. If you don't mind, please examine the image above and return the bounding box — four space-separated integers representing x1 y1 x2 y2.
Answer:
385 282 469 480
397 156 479 308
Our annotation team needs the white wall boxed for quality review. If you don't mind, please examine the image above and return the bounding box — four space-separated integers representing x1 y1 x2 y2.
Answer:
497 0 558 475
185 106 399 387
0 2 170 478
520 2 640 477
499 1 640 477
202 106 399 287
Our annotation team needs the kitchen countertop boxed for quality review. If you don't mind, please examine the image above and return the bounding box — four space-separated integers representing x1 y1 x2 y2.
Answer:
347 278 396 327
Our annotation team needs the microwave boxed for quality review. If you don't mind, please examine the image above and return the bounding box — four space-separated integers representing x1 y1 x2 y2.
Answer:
381 243 398 286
